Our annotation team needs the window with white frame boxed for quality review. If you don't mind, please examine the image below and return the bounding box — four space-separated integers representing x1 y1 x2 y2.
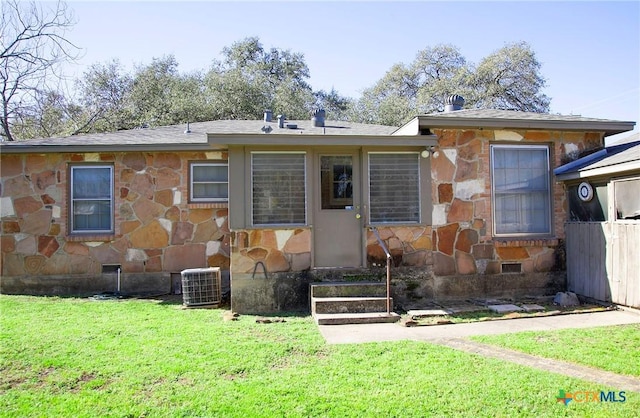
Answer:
368 153 420 223
190 162 228 202
251 152 306 225
70 165 113 233
491 145 551 235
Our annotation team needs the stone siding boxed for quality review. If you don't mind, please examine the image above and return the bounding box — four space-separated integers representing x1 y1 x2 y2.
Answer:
366 226 433 267
1 128 604 306
430 129 601 279
1 151 230 295
231 228 312 275
230 226 431 276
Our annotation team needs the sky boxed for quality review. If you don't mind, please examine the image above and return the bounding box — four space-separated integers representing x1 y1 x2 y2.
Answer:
60 1 639 142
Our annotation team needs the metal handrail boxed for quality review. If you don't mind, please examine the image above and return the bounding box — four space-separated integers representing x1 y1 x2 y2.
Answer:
369 226 392 314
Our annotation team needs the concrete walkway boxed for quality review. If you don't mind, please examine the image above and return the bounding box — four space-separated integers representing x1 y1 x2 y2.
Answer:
319 309 640 343
319 308 640 392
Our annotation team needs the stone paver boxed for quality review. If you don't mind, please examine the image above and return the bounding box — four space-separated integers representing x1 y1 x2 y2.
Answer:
520 304 545 312
407 309 451 318
487 304 524 313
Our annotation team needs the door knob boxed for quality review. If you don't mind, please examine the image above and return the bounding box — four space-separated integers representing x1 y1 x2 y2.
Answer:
355 214 361 219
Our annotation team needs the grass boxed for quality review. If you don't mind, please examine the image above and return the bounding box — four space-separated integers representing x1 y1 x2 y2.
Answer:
1 295 638 417
472 323 640 377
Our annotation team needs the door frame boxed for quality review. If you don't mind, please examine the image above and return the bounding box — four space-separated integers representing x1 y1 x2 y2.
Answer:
312 148 365 268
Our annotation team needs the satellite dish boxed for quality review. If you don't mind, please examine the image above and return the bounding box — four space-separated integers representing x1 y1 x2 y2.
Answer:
577 182 594 202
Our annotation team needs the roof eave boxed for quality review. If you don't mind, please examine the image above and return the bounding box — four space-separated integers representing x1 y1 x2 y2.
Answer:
417 116 636 136
207 133 438 147
555 160 640 181
0 142 220 154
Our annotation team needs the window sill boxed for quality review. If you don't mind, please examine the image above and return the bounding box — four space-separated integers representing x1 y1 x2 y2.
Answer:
66 234 116 242
367 223 423 228
493 238 559 247
248 224 309 230
187 202 229 209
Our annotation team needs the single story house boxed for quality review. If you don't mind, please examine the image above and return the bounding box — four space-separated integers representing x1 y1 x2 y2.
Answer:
554 133 640 308
1 96 635 313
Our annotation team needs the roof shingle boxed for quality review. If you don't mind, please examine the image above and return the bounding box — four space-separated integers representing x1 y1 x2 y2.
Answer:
0 119 398 148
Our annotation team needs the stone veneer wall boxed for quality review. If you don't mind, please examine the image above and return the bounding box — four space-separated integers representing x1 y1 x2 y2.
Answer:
229 226 434 313
429 129 602 281
227 123 604 309
229 228 312 313
230 226 432 276
366 226 433 267
0 151 230 295
231 228 312 274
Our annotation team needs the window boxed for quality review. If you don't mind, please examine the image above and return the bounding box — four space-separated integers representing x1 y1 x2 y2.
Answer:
251 153 306 225
70 165 113 233
614 177 640 220
491 145 551 235
190 162 228 202
320 155 353 210
368 153 420 223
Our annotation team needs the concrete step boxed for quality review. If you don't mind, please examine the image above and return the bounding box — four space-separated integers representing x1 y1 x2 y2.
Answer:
312 296 392 315
315 312 401 325
310 282 387 298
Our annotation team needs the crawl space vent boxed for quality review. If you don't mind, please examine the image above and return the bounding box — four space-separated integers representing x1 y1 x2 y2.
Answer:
501 263 522 274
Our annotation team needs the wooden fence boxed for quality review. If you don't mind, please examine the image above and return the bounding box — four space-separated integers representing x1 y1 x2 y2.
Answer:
565 222 640 308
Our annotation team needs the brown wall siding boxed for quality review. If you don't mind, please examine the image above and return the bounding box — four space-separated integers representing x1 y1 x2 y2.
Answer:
231 228 312 274
430 128 603 277
227 129 601 278
366 226 433 267
0 128 604 297
1 151 230 283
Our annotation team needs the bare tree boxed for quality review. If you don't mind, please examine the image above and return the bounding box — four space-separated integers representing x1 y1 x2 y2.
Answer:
1 0 79 141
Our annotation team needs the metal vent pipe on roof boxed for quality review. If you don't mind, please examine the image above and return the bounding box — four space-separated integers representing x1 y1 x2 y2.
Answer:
444 94 465 112
277 114 285 128
264 110 272 122
312 108 326 127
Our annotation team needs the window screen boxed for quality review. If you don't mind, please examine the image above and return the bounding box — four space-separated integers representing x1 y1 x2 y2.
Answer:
491 145 551 235
369 153 420 223
251 153 306 225
191 162 228 202
70 165 113 233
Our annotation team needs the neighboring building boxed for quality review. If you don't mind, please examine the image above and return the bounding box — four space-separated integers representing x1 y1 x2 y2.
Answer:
554 133 640 308
1 97 635 313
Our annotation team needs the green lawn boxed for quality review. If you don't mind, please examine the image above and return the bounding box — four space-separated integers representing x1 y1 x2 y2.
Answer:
472 323 640 377
0 295 637 417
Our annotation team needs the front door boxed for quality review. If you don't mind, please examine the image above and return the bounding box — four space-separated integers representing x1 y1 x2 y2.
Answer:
314 153 363 267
